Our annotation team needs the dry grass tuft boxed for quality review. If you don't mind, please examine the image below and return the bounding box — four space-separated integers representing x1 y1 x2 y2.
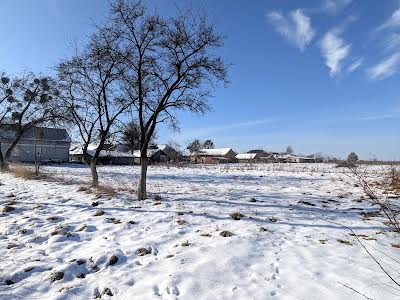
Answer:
177 219 186 225
12 165 37 179
337 239 352 245
137 247 151 256
96 185 116 198
78 186 90 193
78 185 116 198
2 205 15 213
93 210 105 217
50 271 64 283
230 212 244 220
220 230 233 237
269 216 279 223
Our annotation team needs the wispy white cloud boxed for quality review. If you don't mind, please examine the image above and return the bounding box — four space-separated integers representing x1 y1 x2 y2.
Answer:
320 29 351 76
378 8 400 31
347 57 363 73
350 113 400 121
185 118 276 136
322 0 352 14
367 52 400 80
267 9 315 51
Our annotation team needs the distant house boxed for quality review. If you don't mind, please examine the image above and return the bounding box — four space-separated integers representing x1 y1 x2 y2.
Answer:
236 153 260 163
268 154 316 163
69 144 135 165
291 156 316 163
191 148 236 164
247 149 269 157
132 145 179 164
0 125 71 163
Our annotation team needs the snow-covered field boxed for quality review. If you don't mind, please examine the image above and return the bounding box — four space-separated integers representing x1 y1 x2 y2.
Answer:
0 163 399 299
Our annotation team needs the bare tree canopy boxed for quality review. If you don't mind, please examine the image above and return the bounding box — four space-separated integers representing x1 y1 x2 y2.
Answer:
57 26 132 186
122 121 156 152
107 0 229 199
203 139 214 149
187 139 202 154
0 72 62 168
285 145 294 155
347 152 359 163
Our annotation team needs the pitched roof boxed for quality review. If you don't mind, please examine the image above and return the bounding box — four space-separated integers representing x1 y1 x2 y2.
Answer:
236 153 257 160
0 125 71 142
69 146 134 158
196 148 233 156
132 149 160 158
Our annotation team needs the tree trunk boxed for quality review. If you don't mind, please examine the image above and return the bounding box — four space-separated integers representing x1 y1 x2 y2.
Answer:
0 142 6 171
90 158 99 187
138 154 148 200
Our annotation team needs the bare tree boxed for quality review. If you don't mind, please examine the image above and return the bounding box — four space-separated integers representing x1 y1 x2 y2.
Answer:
122 121 156 152
57 27 131 187
108 0 229 199
347 152 359 163
285 145 294 155
203 139 214 149
187 139 202 154
0 72 61 169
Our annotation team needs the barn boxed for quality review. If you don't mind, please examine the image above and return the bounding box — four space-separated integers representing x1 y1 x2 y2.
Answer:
191 148 236 164
0 125 71 163
132 145 179 164
236 153 259 163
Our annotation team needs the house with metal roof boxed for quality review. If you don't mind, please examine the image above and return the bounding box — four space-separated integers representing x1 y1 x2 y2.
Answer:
0 125 71 163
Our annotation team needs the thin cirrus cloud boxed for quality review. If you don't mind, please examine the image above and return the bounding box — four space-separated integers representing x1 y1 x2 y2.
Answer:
267 9 315 51
378 8 400 31
183 118 277 137
322 0 352 14
347 57 363 73
367 8 400 80
320 30 351 76
367 52 400 80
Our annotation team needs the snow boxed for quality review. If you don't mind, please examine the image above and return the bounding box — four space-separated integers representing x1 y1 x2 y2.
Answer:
235 153 257 160
69 145 134 158
132 149 161 158
0 163 399 299
196 148 233 156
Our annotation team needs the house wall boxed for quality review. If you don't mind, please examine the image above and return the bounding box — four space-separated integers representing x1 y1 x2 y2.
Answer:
197 155 234 164
110 157 134 165
1 140 70 163
225 150 237 162
238 159 255 163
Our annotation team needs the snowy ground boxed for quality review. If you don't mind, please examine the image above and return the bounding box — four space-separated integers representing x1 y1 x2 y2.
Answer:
0 163 399 300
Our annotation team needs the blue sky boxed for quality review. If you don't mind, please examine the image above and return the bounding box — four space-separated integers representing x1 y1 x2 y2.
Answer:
1 0 400 159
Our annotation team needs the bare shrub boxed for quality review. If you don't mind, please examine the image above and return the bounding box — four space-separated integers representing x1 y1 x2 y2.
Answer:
385 165 400 194
347 165 399 233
